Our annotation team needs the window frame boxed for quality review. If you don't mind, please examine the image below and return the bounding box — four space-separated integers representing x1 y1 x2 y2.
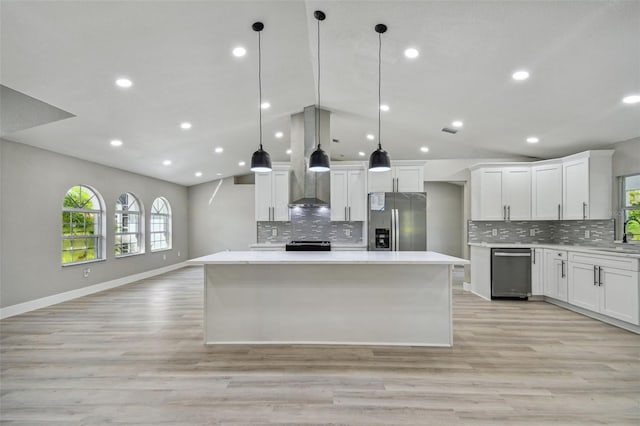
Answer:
114 192 145 258
150 197 172 252
619 173 640 243
61 185 106 266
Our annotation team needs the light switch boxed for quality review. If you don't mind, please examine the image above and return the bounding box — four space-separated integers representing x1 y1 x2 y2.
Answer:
272 228 278 237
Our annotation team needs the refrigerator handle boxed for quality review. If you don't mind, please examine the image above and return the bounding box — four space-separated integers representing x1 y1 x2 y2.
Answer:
395 208 400 251
390 208 395 251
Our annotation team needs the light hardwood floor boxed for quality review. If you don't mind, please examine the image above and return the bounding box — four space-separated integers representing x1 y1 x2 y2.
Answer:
1 266 639 425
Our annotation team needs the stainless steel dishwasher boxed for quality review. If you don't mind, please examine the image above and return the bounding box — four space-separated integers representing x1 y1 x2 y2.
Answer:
491 248 532 299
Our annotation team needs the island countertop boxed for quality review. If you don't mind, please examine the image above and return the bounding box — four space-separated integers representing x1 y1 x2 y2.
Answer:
188 250 470 265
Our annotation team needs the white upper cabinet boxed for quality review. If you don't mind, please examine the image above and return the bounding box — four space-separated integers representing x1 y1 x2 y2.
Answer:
531 161 563 220
255 165 290 222
470 166 530 221
330 165 367 222
368 161 424 193
470 150 613 221
562 151 613 220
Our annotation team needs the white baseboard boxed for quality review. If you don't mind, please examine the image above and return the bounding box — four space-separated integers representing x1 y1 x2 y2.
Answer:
470 288 491 301
0 262 188 320
544 297 640 335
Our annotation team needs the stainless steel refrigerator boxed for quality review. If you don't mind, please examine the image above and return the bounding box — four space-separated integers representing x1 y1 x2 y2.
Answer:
368 192 427 251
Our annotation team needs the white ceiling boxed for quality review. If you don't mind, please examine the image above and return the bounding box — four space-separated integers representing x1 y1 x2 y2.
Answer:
1 0 639 186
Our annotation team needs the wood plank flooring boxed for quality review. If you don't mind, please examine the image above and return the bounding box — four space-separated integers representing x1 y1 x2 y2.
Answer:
1 266 639 425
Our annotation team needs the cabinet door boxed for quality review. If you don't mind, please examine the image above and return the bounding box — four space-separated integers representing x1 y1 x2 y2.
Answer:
503 167 531 220
347 170 367 221
543 250 558 298
395 166 424 192
271 170 290 221
532 163 562 220
568 262 599 311
254 172 273 221
600 267 639 325
479 168 505 220
330 170 348 221
563 158 589 220
531 248 544 295
368 169 393 193
557 259 568 302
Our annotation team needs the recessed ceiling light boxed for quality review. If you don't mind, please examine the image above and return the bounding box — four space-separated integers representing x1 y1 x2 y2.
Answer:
366 133 375 140
622 94 640 104
260 102 270 109
512 70 530 81
420 146 430 153
216 173 222 176
380 104 390 112
358 151 366 156
232 46 247 57
115 78 132 88
163 160 172 166
275 131 284 138
286 149 292 155
215 147 223 153
110 139 123 147
195 171 203 177
451 120 463 128
404 48 419 59
180 122 192 130
526 136 539 144
238 161 246 166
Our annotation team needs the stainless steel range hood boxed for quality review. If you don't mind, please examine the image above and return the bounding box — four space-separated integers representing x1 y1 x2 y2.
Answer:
289 105 331 206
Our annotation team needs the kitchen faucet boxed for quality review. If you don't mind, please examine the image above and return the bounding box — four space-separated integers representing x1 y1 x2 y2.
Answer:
622 219 640 243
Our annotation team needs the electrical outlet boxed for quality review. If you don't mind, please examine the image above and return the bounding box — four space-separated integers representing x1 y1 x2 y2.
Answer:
272 228 278 237
83 268 90 278
163 254 167 260
492 229 497 237
178 251 181 257
585 230 590 239
345 229 351 237
530 229 536 236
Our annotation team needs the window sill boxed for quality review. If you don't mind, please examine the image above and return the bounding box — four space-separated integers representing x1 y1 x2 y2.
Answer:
61 258 106 268
151 248 172 253
115 252 145 259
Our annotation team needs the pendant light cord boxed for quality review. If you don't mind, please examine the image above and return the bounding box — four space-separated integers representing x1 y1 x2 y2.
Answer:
378 32 382 150
316 17 321 149
258 30 263 150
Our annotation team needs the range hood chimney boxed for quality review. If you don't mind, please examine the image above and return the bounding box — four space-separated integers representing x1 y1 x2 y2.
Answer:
289 105 330 206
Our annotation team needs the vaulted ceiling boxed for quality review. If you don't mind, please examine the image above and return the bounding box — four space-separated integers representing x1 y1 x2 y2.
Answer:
1 1 638 185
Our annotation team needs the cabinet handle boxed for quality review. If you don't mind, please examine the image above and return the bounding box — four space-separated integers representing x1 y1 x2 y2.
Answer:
503 205 507 221
348 206 351 221
593 265 598 285
583 202 587 220
532 250 536 264
598 266 603 286
507 205 511 221
558 204 561 220
561 260 565 278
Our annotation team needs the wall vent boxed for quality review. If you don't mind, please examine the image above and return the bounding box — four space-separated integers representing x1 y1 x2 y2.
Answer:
441 127 458 134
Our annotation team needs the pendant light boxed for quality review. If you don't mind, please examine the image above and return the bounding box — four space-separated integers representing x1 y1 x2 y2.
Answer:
308 10 330 172
369 23 391 172
250 21 272 172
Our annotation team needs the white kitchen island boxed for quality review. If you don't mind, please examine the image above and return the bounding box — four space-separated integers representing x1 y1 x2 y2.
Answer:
188 251 469 347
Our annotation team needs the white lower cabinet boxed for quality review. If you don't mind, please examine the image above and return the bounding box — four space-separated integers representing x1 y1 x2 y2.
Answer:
543 249 568 302
568 252 639 325
531 248 544 295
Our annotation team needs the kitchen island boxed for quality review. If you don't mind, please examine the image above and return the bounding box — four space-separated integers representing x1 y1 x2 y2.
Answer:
188 251 469 347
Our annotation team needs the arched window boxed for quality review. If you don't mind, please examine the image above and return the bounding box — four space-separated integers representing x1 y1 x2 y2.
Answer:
62 185 105 265
150 197 172 251
115 192 144 256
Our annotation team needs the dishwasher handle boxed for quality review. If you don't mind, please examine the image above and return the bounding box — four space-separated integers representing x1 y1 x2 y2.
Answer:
494 252 531 257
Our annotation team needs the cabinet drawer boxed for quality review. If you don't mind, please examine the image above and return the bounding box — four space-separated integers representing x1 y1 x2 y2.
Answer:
545 249 568 260
568 252 639 272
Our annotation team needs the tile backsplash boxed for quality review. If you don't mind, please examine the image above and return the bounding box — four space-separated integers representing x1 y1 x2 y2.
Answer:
257 206 364 244
468 220 616 246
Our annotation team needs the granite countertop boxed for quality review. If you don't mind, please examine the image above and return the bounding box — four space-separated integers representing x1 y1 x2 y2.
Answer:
468 242 640 259
189 250 470 265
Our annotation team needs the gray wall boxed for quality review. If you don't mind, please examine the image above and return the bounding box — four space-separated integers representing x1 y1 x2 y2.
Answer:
0 139 188 308
425 182 464 258
612 137 640 177
188 178 256 257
